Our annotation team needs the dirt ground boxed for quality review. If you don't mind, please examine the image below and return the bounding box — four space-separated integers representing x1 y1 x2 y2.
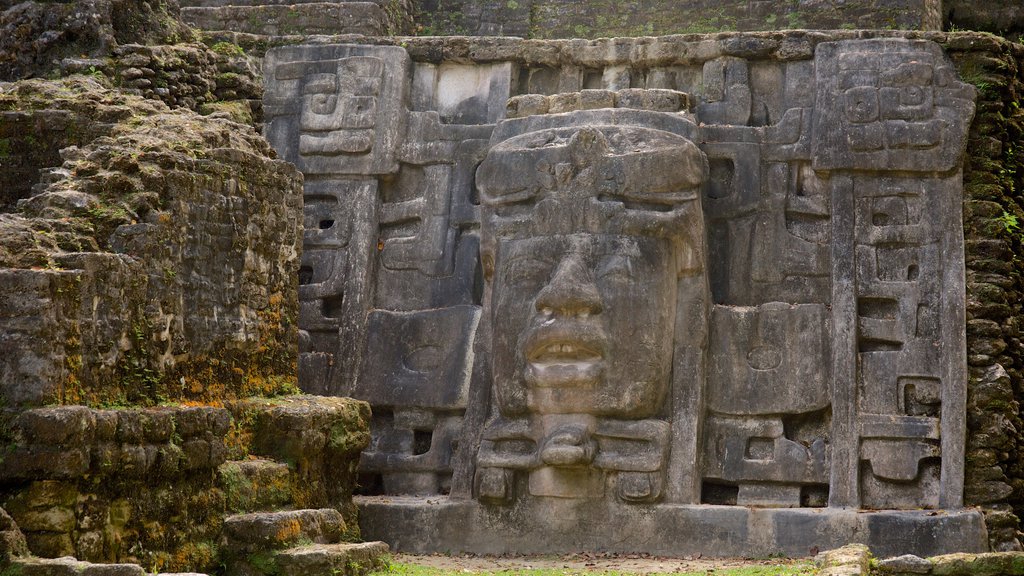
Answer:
392 553 810 573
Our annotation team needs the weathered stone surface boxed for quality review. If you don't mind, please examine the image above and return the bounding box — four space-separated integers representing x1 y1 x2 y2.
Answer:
182 3 391 37
219 459 293 513
0 76 301 408
221 508 353 575
946 1 1024 40
226 396 370 527
181 0 414 36
11 557 146 576
877 554 933 574
0 0 194 81
222 509 346 552
929 551 1024 576
108 43 263 115
358 496 987 558
0 405 233 570
0 506 29 565
274 542 389 576
816 544 871 576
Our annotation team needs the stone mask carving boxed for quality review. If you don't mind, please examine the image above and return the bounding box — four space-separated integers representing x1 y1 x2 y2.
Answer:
474 118 707 501
478 124 707 419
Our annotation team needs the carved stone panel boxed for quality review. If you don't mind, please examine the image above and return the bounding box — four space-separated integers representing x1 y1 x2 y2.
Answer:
264 36 975 541
812 39 976 172
264 45 411 176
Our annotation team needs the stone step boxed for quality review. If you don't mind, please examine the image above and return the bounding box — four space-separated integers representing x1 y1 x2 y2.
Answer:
11 557 145 576
222 509 346 554
274 542 390 576
219 459 293 513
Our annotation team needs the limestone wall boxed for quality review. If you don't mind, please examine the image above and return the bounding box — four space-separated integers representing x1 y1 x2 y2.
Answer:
416 0 942 38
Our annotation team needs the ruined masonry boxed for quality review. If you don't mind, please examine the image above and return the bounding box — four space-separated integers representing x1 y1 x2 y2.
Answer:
264 35 981 557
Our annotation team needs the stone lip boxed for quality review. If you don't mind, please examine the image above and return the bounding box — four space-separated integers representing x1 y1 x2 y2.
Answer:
357 496 988 559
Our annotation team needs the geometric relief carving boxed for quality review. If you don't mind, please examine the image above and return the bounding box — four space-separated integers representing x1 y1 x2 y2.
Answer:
296 178 376 394
264 44 411 176
813 39 976 173
702 415 829 508
697 57 753 126
811 39 975 511
360 407 464 496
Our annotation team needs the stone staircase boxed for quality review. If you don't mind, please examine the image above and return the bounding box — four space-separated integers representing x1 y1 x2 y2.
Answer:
221 508 387 576
0 397 388 576
213 428 389 576
3 466 388 576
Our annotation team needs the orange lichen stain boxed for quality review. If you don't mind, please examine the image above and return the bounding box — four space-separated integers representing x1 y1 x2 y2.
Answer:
273 519 302 544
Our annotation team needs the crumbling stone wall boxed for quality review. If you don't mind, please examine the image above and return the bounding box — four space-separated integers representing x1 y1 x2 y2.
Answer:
0 76 301 408
107 43 263 117
0 4 380 574
0 0 195 81
951 35 1024 550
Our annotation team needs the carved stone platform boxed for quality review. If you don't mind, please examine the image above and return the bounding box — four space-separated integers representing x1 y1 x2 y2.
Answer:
357 496 987 559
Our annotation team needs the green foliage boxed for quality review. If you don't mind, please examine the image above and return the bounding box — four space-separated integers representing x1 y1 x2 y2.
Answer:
247 551 280 576
998 211 1024 242
210 41 246 57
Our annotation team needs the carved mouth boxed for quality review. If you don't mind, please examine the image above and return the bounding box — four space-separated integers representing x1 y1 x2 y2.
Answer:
523 328 606 388
529 341 603 363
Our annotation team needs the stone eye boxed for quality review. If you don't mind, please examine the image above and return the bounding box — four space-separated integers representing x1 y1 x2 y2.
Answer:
598 255 633 281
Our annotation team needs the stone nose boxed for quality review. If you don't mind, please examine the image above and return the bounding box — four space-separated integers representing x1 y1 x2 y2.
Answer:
534 255 603 318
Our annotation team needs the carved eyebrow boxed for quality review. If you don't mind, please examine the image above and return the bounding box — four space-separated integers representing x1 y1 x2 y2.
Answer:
504 253 557 272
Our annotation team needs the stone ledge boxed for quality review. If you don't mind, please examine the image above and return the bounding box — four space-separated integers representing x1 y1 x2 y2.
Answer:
357 496 988 559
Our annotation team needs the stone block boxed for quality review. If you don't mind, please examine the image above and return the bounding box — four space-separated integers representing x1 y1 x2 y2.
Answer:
222 509 346 553
275 542 390 576
12 558 145 576
12 507 76 533
0 446 91 480
506 94 549 118
877 554 932 574
180 440 211 471
0 507 29 563
22 533 74 558
264 44 411 177
812 39 975 172
15 407 95 446
353 307 479 409
219 459 293 513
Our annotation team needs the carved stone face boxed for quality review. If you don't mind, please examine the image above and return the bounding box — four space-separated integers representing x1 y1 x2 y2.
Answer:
490 232 676 418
